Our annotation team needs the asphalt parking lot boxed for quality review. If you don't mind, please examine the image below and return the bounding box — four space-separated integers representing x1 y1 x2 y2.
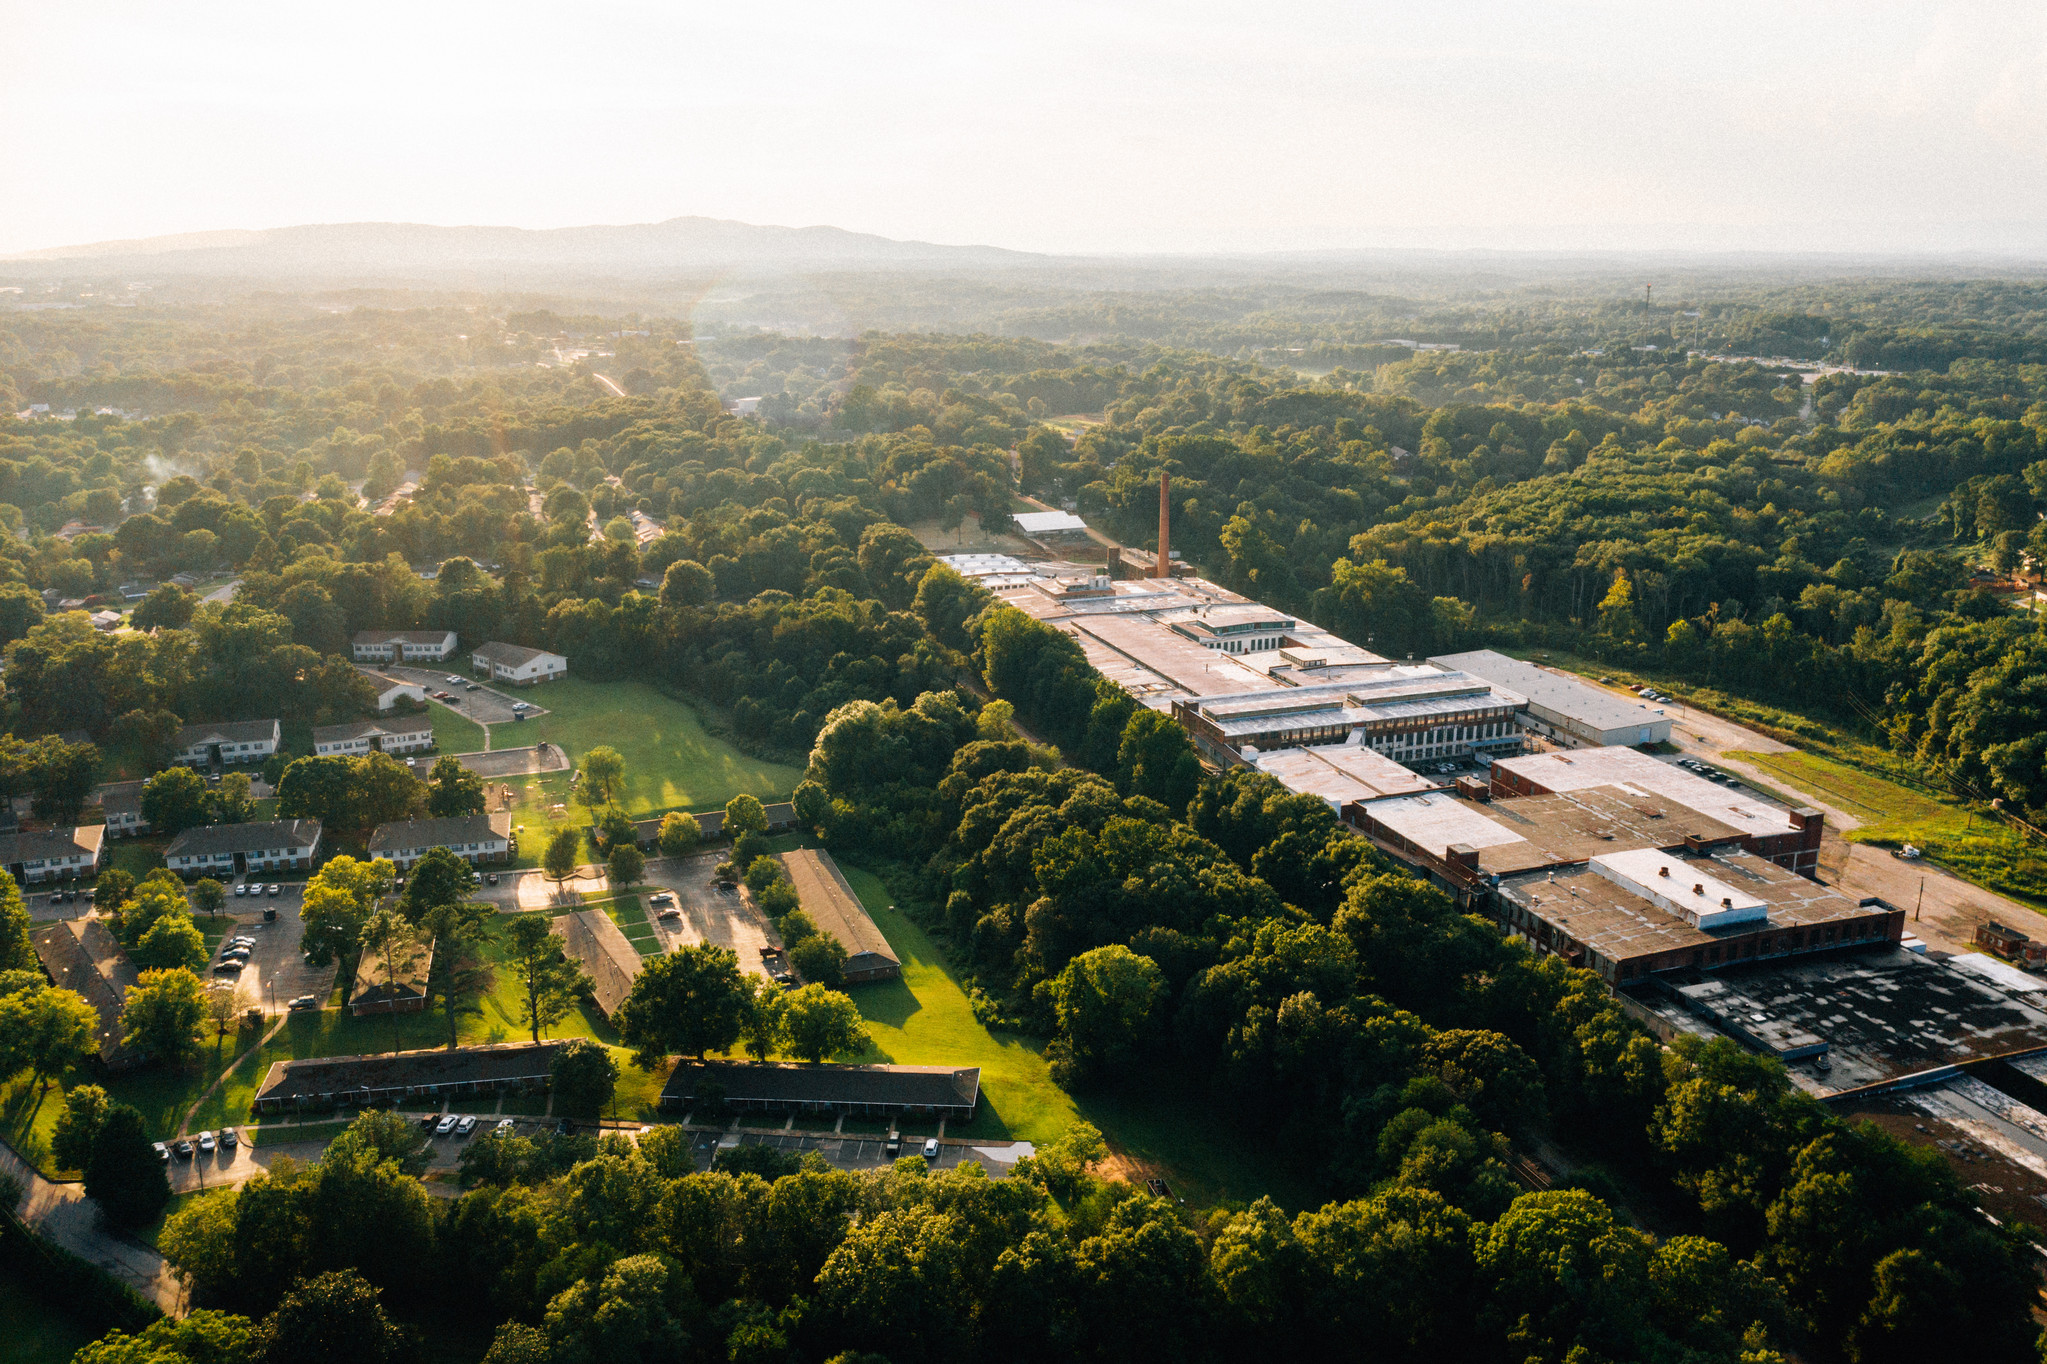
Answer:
382 665 549 726
211 877 334 1012
641 854 781 978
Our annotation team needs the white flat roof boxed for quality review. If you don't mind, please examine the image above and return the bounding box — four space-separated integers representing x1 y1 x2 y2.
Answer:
1430 650 1668 735
1949 953 2047 998
1249 744 1435 806
1361 792 1526 857
1493 747 1797 834
1589 848 1766 929
1012 511 1088 534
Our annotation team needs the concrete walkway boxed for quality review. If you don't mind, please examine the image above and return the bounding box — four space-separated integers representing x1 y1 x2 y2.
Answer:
0 1138 185 1317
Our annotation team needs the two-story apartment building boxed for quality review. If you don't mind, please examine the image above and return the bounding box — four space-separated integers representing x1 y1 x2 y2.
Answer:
367 812 515 869
471 642 567 685
164 819 322 877
313 718 435 757
352 630 458 664
171 720 280 768
92 781 148 837
0 826 106 884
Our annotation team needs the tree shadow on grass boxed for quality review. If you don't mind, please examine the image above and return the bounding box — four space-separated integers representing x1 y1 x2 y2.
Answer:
847 976 922 1030
1 1081 53 1168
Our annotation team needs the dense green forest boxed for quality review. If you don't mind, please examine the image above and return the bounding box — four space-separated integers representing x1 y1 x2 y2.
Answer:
4 271 2047 1363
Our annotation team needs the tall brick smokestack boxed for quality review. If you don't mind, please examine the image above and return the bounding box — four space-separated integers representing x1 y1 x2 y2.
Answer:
1156 469 1171 578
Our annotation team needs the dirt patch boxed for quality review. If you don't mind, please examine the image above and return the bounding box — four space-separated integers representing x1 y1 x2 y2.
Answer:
454 744 569 778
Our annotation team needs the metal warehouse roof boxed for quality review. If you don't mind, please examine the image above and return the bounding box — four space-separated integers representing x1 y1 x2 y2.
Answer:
1430 650 1665 734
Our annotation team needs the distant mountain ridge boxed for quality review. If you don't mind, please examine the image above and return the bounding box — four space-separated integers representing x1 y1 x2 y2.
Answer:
2 216 1041 276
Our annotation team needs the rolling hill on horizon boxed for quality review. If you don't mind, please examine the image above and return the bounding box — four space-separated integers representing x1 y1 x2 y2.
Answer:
1 215 1042 278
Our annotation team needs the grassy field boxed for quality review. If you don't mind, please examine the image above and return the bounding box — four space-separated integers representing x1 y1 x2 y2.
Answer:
832 863 1077 1145
483 678 800 866
1732 748 2047 902
827 861 1312 1205
426 701 489 755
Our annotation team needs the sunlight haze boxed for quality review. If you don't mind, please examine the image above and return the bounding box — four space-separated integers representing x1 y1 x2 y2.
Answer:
8 0 2047 257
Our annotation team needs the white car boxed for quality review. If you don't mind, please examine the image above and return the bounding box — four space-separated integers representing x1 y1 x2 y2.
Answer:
455 1115 477 1136
434 1114 459 1137
494 1118 514 1135
922 1137 939 1159
198 1130 217 1153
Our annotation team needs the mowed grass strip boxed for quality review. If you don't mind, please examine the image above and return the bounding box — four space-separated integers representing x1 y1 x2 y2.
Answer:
501 677 801 826
1731 748 1969 840
427 700 489 755
833 863 1077 1145
1733 748 2047 904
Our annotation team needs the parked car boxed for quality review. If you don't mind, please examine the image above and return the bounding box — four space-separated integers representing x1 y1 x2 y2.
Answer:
434 1114 458 1137
464 682 480 691
555 1119 573 1136
288 995 319 1010
922 1137 939 1159
220 1127 239 1150
267 884 280 896
446 675 463 685
511 712 525 722
494 1118 515 1135
485 872 499 885
418 1113 439 1131
884 1137 901 1157
658 905 681 920
650 892 675 907
198 1131 216 1153
456 1115 477 1136
233 883 248 898
172 1140 194 1160
445 695 461 704
153 1141 170 1164
212 961 244 975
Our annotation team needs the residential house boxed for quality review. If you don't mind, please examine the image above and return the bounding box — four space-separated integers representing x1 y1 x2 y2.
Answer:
359 669 429 711
366 812 514 868
348 927 433 1015
31 919 138 1068
92 780 148 837
470 641 567 685
313 717 434 757
164 818 322 877
0 826 106 884
170 719 280 768
351 629 458 663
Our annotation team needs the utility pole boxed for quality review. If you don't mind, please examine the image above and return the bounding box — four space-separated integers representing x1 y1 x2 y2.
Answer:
1915 877 1923 922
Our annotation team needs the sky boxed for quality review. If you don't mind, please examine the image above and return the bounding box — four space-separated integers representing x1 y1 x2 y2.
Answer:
6 0 2047 257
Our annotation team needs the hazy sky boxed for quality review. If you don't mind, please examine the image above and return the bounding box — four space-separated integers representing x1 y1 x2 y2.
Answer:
7 0 2047 256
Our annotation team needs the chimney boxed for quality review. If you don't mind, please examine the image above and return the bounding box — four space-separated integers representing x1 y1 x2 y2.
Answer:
1156 469 1171 579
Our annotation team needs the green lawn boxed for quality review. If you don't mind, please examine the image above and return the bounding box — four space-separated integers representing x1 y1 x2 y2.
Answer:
492 678 801 865
832 863 1077 1145
426 701 489 755
104 837 167 879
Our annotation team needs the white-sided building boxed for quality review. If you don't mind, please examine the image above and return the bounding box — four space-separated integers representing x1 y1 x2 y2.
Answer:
367 812 515 868
92 781 148 837
0 826 106 884
171 719 280 768
352 630 458 664
471 641 566 685
313 718 435 757
359 669 428 711
164 819 322 877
